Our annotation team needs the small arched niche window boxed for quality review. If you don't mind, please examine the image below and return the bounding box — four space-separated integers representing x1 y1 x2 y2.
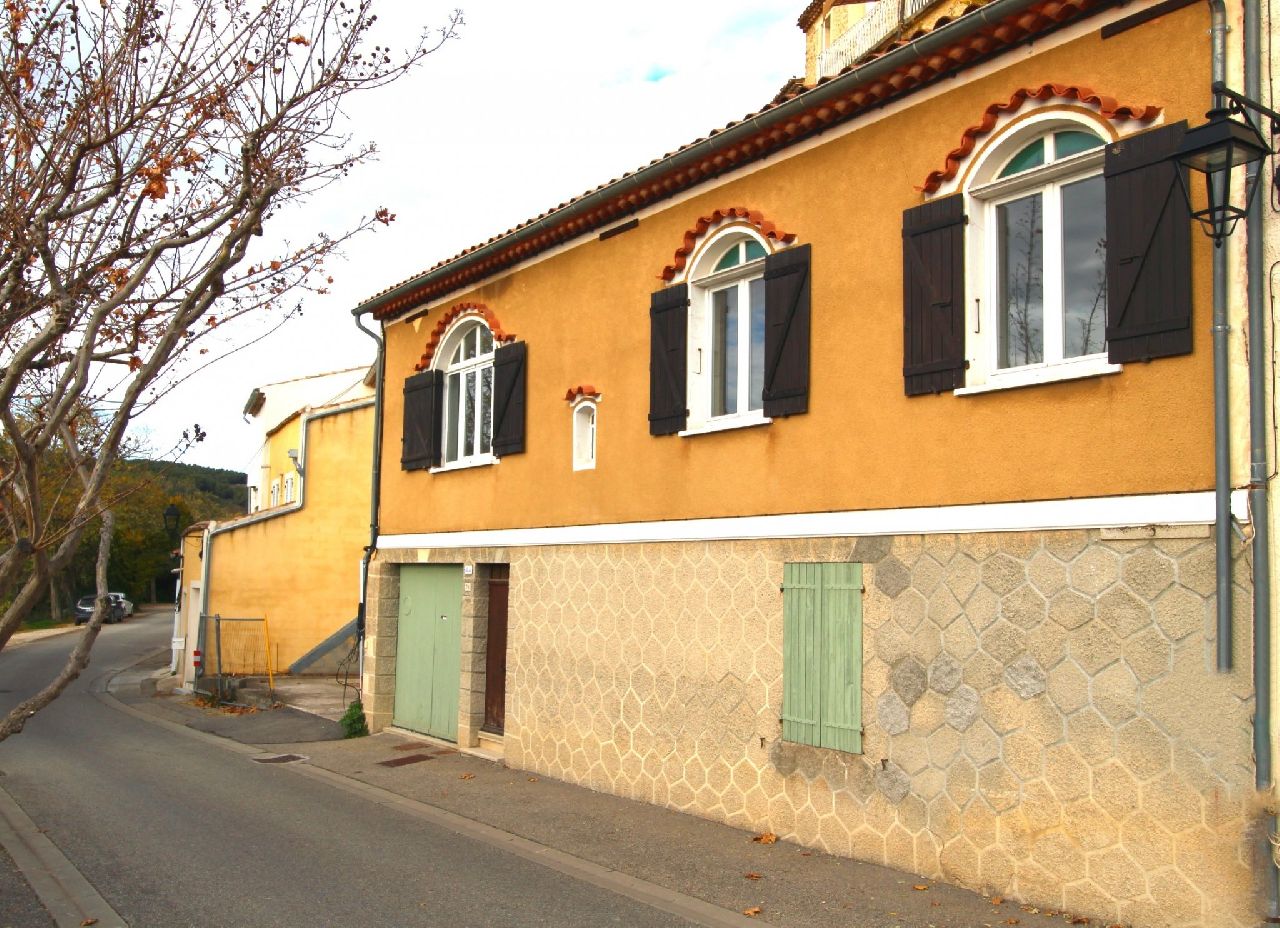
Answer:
686 227 772 426
965 115 1110 385
437 318 495 466
571 397 597 471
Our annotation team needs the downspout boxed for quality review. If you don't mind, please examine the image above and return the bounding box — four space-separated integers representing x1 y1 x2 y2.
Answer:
352 308 386 692
1209 0 1233 673
1243 0 1278 913
196 521 215 683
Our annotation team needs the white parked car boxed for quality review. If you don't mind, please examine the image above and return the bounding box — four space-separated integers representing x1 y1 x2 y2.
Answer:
108 593 134 617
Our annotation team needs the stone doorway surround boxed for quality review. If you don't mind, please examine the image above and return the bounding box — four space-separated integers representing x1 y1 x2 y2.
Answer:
363 546 511 748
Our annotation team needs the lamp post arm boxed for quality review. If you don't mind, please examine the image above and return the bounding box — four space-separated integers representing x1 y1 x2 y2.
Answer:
1211 81 1280 135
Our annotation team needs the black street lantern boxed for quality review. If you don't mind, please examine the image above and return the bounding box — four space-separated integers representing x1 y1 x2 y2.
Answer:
1174 105 1271 246
163 503 181 538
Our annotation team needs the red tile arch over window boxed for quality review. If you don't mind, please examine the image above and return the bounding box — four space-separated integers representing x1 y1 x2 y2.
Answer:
413 302 515 372
564 385 600 402
659 207 798 283
918 83 1161 193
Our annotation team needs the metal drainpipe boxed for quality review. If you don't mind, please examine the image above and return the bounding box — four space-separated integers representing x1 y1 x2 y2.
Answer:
196 521 215 684
352 308 386 693
1209 0 1233 673
1243 0 1278 913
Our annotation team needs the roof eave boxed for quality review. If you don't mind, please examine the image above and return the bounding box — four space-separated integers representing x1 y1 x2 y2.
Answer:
356 0 1113 322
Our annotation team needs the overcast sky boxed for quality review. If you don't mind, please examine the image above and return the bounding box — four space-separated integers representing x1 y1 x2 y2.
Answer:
135 1 802 473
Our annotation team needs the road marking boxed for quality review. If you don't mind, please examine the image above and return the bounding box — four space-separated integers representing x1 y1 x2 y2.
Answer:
97 664 763 928
0 784 128 928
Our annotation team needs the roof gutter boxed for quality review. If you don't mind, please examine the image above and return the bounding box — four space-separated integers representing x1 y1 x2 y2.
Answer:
357 0 1104 319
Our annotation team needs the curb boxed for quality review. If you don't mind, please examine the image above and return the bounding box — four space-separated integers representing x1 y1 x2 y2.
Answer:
0 775 127 928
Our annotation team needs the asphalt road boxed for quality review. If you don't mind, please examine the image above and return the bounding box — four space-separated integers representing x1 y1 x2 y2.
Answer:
0 611 696 928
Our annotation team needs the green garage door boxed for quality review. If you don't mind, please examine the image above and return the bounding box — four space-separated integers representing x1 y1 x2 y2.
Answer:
394 564 463 741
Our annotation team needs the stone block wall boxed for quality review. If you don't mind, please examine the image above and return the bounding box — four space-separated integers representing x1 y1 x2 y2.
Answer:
497 527 1258 928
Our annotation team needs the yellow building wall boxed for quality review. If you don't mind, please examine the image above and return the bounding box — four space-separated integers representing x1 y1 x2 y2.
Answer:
265 416 303 507
206 404 372 671
380 8 1217 538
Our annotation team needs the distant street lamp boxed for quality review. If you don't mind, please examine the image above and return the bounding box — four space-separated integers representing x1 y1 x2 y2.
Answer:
1172 83 1276 246
163 503 180 540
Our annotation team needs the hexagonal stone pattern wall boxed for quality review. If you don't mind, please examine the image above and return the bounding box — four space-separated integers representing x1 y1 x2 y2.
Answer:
374 527 1257 928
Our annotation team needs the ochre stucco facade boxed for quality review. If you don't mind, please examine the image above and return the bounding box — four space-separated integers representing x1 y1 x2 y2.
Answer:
361 2 1265 925
378 8 1220 537
203 401 372 672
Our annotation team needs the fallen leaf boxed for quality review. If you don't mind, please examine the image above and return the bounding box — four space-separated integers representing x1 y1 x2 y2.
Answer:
743 907 762 917
1005 920 1020 925
930 901 941 907
1070 919 1090 925
527 776 538 782
80 921 98 927
752 832 777 845
799 850 812 856
744 872 762 881
990 896 1004 905
913 884 930 891
459 772 475 780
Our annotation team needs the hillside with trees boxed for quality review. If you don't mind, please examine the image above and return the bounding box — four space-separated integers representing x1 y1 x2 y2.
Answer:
19 460 246 628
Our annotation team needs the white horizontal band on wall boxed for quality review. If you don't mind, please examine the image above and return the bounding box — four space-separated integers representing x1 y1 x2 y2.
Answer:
377 490 1248 551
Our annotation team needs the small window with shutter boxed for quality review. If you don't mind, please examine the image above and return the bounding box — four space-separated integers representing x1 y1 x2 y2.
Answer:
909 112 1193 397
401 314 527 472
652 226 810 435
782 562 863 754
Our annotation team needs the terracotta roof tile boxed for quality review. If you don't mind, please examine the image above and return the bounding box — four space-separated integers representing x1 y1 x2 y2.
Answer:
413 302 514 372
564 385 601 402
660 207 798 282
919 83 1161 192
366 0 1116 321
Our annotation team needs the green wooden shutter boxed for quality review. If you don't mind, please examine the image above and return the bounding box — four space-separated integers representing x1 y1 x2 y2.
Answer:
819 563 863 754
782 563 821 746
782 562 863 753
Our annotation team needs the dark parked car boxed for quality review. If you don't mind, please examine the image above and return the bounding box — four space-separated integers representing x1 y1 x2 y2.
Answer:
74 595 125 625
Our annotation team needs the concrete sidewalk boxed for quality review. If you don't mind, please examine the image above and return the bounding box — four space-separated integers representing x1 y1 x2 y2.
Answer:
114 659 1083 928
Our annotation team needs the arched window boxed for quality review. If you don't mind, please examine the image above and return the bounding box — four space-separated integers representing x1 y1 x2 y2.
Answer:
965 114 1111 386
572 398 597 471
686 227 771 427
437 318 495 466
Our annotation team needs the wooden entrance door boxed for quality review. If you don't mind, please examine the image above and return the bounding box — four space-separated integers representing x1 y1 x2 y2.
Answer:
394 564 463 741
482 565 509 735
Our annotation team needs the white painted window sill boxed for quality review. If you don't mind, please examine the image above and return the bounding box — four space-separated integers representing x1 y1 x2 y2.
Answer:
954 358 1121 396
679 413 772 437
430 454 497 474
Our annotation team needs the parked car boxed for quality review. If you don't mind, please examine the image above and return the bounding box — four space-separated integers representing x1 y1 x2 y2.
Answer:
74 595 124 625
108 593 134 617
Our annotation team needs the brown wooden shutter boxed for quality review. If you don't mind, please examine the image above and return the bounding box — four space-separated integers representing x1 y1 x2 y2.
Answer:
902 194 966 395
1104 121 1192 363
649 283 688 435
763 244 811 418
491 341 527 457
402 369 442 470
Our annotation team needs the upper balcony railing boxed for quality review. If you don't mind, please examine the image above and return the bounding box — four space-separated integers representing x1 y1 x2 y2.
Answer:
816 0 938 78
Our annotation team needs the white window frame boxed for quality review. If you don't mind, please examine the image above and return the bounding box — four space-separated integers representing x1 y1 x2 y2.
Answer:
571 397 598 471
957 111 1121 396
679 224 774 436
283 473 295 504
432 317 497 472
269 478 280 508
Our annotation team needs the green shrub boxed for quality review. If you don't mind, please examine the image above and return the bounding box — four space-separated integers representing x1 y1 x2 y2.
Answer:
340 699 369 738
